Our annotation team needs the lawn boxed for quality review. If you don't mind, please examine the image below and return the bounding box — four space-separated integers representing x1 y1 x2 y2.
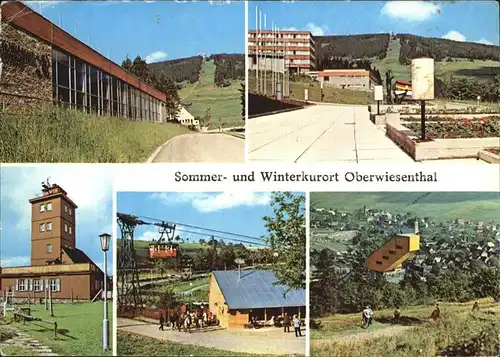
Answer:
179 60 243 129
117 330 256 356
0 106 190 162
311 300 500 357
248 73 374 105
10 302 113 356
171 277 209 293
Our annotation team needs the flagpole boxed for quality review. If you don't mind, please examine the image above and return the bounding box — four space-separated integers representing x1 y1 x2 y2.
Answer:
264 14 267 96
259 9 262 94
255 6 258 94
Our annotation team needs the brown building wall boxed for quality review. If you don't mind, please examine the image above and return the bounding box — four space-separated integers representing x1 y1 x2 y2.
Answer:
228 310 250 329
1 273 92 300
0 22 52 110
30 195 76 266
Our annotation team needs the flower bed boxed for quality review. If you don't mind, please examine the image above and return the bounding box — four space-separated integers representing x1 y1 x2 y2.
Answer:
400 114 500 122
486 147 500 155
386 120 500 161
404 119 499 139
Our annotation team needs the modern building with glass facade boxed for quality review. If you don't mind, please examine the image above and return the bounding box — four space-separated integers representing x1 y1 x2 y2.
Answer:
1 1 166 122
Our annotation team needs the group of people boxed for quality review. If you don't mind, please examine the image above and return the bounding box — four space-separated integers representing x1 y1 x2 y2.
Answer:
282 313 303 337
361 301 481 328
159 310 218 333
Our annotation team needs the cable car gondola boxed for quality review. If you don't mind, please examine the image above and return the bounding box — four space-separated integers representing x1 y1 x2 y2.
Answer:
148 242 180 259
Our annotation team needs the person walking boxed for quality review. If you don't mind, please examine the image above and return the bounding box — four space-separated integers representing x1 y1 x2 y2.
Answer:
393 306 401 322
283 313 291 333
159 314 164 331
362 306 373 328
472 301 479 313
293 315 302 337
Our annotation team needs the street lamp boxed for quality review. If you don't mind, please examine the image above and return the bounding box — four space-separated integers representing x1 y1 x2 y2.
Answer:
99 233 111 351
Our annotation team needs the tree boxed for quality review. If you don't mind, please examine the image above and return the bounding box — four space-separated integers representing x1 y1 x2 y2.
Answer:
158 286 179 310
154 259 166 278
263 192 306 291
239 81 245 120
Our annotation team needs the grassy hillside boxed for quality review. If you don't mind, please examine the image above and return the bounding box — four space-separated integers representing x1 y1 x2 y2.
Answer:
311 299 500 357
310 192 500 223
179 60 242 128
375 37 500 82
0 106 190 163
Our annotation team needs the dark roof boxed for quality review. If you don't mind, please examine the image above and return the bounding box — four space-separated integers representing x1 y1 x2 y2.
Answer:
62 247 96 265
213 270 305 309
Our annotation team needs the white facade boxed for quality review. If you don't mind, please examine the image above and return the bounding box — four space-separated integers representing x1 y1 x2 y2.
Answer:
178 106 199 129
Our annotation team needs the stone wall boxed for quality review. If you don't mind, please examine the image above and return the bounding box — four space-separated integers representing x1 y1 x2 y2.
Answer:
386 122 417 159
0 22 52 111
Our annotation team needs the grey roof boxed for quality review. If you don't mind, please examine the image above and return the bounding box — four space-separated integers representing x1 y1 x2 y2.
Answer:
213 270 305 309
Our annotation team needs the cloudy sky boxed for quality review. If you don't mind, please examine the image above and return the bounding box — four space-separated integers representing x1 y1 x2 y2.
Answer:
250 1 499 46
117 191 284 247
0 165 114 275
23 0 245 64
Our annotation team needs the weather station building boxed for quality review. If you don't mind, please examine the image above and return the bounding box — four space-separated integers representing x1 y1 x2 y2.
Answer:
248 30 316 73
0 181 110 302
208 270 305 329
0 1 169 123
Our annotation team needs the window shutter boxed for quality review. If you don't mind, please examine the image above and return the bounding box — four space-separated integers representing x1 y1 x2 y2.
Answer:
56 279 61 292
15 280 19 291
29 279 33 291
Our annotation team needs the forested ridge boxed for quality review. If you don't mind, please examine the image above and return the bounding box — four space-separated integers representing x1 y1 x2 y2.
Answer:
148 56 203 84
398 34 500 63
315 34 391 61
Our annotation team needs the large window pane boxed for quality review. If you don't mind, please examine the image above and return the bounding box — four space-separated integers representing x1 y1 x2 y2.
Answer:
103 74 110 101
58 86 70 104
57 62 69 88
57 50 69 66
90 67 98 96
77 92 85 109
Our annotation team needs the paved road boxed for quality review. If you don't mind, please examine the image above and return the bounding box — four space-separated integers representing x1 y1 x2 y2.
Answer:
151 133 244 163
247 105 486 164
118 318 306 355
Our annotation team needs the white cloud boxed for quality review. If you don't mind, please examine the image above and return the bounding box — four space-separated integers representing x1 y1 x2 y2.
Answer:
305 23 329 36
150 192 271 213
145 51 168 64
443 30 466 42
381 1 440 22
282 23 328 36
0 256 30 267
476 37 494 45
0 165 123 235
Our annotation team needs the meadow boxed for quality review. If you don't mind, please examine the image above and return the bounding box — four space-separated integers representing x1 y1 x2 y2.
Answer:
179 60 243 129
7 302 113 356
311 299 500 357
0 106 190 163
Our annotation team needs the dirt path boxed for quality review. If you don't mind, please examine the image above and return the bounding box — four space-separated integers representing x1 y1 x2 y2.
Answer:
0 325 58 356
118 318 306 355
150 133 244 163
314 325 415 346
